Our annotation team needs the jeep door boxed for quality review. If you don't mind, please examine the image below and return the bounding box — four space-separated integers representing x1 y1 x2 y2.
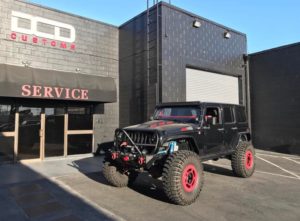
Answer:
202 106 224 154
222 105 237 151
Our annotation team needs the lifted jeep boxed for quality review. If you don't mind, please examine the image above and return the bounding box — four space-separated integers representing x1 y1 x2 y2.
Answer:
103 102 255 205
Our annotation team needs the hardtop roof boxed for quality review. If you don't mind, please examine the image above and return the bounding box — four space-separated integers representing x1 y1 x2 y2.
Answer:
156 101 244 108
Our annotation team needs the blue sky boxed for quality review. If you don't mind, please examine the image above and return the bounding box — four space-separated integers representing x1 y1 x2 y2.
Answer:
28 0 300 53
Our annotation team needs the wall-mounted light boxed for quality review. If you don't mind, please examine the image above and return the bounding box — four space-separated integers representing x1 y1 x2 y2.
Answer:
224 31 231 39
192 20 201 28
22 60 31 67
75 68 81 72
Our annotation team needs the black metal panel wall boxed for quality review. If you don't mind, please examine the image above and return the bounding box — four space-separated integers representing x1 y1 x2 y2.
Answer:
161 3 247 103
250 43 300 154
119 2 247 127
119 5 161 127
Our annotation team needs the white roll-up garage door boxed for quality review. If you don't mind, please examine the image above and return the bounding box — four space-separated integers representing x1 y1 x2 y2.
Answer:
186 68 239 104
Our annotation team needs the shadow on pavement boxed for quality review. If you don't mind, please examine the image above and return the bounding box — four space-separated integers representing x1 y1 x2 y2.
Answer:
0 158 120 221
129 173 170 203
72 157 236 205
203 163 235 177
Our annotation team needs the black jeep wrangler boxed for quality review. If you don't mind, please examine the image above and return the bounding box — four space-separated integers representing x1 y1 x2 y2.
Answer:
103 102 255 205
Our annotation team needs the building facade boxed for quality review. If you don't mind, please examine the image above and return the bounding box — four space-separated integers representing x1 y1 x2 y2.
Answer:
1 0 250 163
249 43 300 155
119 2 247 127
0 0 119 162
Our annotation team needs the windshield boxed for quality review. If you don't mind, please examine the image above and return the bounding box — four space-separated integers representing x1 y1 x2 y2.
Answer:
153 106 202 123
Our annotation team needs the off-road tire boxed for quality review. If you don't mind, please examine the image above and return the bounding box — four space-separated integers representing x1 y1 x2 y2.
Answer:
231 141 256 178
162 150 204 206
102 161 138 187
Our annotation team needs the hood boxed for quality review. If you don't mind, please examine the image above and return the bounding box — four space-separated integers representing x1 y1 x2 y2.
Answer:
124 120 195 133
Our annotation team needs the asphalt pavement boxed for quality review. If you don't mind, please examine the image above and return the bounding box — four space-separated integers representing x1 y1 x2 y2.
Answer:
0 151 299 221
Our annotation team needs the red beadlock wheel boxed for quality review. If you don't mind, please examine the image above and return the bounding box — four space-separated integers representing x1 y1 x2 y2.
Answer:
245 150 254 170
182 164 198 192
231 141 256 178
162 150 204 205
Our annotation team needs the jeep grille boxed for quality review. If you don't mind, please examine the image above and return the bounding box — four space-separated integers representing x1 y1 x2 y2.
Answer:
125 131 158 146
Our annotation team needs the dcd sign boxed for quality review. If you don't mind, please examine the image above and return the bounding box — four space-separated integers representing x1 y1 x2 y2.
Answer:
11 11 76 43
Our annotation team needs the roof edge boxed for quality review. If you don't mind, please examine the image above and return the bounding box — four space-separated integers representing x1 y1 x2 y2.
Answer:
160 2 246 37
250 42 300 56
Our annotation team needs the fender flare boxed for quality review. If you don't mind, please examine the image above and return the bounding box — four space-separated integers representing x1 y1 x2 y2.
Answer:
231 132 252 150
164 135 200 154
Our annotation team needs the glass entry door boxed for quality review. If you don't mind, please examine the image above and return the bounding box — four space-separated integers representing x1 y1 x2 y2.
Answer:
67 107 93 155
0 104 16 163
1 104 94 162
44 108 65 158
18 107 42 160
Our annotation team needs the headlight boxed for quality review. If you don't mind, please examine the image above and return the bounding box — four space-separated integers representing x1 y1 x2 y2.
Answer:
114 130 125 146
117 132 124 140
151 133 158 143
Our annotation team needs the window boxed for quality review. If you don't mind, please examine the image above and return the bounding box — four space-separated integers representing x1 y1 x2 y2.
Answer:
0 104 16 132
223 107 234 123
235 106 247 122
45 108 64 157
18 107 42 160
68 107 93 130
205 107 220 124
0 137 14 162
68 134 93 155
154 106 201 123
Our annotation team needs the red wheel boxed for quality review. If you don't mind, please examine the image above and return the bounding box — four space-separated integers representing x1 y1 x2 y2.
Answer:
231 141 256 178
245 150 254 170
162 150 204 205
182 164 198 192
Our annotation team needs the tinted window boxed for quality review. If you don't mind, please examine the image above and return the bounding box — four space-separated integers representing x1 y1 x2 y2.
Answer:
68 107 93 130
45 108 64 157
0 104 16 132
68 134 92 155
154 106 201 123
235 106 247 122
0 137 14 162
223 107 234 123
18 107 41 160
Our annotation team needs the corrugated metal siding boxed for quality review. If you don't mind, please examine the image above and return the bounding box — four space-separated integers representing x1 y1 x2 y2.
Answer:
186 68 239 104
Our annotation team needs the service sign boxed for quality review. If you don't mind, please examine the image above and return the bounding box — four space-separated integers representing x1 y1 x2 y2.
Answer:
10 11 76 50
21 85 89 100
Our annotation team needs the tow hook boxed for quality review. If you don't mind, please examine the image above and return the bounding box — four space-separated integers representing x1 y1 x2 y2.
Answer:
138 156 145 165
123 155 130 161
111 152 119 160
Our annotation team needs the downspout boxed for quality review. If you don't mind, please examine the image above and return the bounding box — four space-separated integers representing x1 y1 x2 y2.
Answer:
243 54 252 133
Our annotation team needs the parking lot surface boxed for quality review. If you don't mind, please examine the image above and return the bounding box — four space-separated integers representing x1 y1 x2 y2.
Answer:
0 150 299 221
56 150 300 221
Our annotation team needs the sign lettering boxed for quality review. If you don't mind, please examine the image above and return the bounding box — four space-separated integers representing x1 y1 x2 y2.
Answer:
21 85 89 100
11 11 76 43
10 11 76 50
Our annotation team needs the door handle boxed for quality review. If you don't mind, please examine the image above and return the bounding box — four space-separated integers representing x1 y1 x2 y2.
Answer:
217 128 225 132
231 127 238 130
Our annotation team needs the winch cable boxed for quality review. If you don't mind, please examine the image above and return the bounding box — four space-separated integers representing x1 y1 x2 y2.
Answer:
121 129 143 155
